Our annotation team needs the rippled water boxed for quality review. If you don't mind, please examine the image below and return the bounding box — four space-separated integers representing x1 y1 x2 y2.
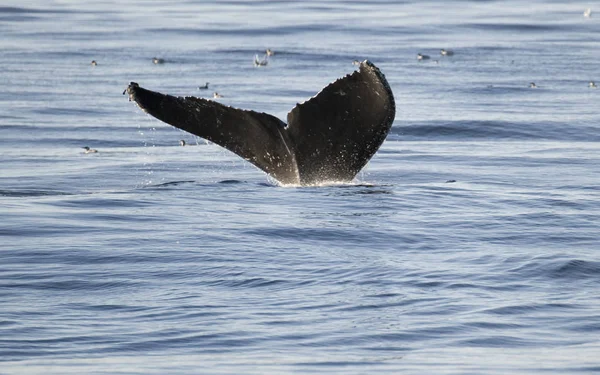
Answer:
1 1 600 374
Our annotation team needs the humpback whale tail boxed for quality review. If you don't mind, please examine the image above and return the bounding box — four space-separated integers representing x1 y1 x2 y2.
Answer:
125 60 395 185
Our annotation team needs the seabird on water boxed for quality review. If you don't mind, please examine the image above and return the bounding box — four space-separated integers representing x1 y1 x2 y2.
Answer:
254 54 268 67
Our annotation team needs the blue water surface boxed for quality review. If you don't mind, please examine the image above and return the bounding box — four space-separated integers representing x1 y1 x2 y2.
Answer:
1 1 600 374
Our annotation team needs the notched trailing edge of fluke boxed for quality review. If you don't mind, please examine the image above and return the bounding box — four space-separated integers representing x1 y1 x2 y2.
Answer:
124 60 396 186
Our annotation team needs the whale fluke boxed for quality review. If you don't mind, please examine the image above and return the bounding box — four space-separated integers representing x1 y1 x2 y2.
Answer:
125 60 395 185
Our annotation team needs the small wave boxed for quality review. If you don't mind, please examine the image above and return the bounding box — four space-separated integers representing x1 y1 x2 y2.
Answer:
145 24 340 37
0 124 134 132
245 227 367 243
457 335 532 347
510 258 600 281
468 85 535 95
391 121 600 141
32 107 110 117
142 180 196 189
552 259 600 279
51 196 154 209
0 7 73 22
0 189 72 197
0 114 23 120
0 6 74 14
462 23 569 33
244 226 407 247
485 302 576 316
465 321 526 330
213 47 363 62
110 333 259 353
3 279 139 292
391 121 539 140
205 277 287 289
218 179 245 184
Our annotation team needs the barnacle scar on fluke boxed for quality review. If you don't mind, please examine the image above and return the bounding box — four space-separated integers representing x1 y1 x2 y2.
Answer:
125 60 395 185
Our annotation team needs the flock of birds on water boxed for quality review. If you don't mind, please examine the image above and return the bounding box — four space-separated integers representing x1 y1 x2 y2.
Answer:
83 8 595 154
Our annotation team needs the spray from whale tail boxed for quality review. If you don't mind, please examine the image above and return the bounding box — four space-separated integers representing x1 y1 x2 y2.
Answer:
125 60 395 186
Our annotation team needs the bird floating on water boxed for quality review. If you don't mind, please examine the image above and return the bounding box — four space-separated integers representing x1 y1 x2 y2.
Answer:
152 57 165 64
199 82 209 90
440 49 454 56
417 53 430 61
91 60 97 66
254 54 268 67
179 140 186 146
266 48 274 56
529 82 537 88
589 81 597 88
82 146 98 154
213 92 223 98
584 8 592 17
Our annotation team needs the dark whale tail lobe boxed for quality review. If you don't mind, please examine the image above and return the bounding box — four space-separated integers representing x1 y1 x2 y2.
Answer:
125 60 395 185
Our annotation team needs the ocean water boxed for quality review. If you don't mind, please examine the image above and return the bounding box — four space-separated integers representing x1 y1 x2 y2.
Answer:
1 0 600 373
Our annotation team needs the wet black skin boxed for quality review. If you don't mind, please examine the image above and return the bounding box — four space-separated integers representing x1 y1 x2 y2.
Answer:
125 60 395 185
